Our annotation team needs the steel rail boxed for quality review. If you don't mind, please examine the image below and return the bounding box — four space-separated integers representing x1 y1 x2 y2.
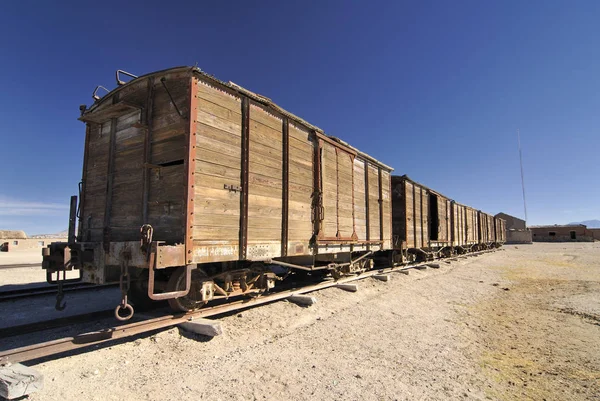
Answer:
0 283 114 302
0 250 496 364
0 263 41 270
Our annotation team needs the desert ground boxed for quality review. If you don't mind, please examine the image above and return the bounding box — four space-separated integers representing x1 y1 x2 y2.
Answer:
1 242 599 401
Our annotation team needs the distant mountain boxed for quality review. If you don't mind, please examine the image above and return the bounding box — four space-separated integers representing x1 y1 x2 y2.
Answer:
568 220 600 229
29 229 68 238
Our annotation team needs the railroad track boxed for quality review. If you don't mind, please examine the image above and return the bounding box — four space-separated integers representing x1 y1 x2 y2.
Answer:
0 250 496 364
0 283 115 302
0 263 41 270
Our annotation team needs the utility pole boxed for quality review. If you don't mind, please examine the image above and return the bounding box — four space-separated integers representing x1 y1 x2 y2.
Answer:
517 129 528 224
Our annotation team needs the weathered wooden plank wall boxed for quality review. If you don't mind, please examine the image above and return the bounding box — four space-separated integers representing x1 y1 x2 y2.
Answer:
193 79 242 263
246 104 283 259
287 123 314 256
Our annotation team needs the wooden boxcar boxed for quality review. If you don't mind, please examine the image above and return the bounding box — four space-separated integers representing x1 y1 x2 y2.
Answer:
494 217 506 246
478 211 496 249
43 66 393 314
451 202 479 252
391 175 452 260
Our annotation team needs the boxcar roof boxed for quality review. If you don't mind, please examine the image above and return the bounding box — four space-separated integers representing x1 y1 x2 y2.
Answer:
395 174 451 201
83 66 393 171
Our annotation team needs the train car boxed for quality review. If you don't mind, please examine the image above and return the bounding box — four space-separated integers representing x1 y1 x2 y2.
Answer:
494 217 506 246
451 202 479 253
478 211 496 250
391 175 452 261
42 66 393 317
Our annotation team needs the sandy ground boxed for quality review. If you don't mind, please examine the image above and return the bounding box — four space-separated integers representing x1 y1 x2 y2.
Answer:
0 248 42 266
0 248 78 286
3 242 600 401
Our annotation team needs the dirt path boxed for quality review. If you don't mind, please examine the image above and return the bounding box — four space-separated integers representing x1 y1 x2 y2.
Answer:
10 243 600 401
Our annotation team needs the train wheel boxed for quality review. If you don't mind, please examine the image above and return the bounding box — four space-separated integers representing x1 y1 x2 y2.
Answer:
166 267 208 312
128 270 155 310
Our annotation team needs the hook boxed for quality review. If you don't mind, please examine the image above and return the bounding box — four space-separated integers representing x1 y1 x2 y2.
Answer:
55 293 66 311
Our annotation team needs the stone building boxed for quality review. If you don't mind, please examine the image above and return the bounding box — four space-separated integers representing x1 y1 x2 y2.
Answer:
495 213 526 230
529 224 595 242
0 230 66 252
494 212 532 244
587 228 600 241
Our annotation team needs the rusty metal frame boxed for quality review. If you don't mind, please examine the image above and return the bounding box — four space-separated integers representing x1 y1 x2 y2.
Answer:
240 97 250 260
147 250 192 300
388 172 393 247
364 160 370 250
281 117 289 257
311 135 323 242
412 182 417 249
378 167 384 244
68 196 77 244
184 76 198 264
142 77 155 224
78 125 91 241
102 115 118 252
350 154 357 240
314 132 357 157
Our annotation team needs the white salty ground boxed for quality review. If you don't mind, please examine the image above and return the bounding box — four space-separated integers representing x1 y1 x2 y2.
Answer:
0 248 77 286
9 242 600 401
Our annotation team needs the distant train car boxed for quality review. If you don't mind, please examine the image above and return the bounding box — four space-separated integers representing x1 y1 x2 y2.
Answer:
391 175 452 261
478 212 496 249
451 202 479 253
494 217 506 246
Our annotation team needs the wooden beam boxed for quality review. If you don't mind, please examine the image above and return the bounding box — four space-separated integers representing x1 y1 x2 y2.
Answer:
281 118 289 257
179 318 222 337
240 97 250 260
373 274 390 282
335 283 358 292
287 295 317 306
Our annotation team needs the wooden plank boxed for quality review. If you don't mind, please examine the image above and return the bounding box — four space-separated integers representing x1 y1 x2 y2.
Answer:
196 149 240 170
250 103 283 131
197 79 241 112
196 110 241 136
249 120 283 150
196 122 241 149
195 161 240 181
196 135 240 161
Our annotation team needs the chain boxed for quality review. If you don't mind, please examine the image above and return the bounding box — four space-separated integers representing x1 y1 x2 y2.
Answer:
119 257 130 308
55 269 66 311
140 224 153 254
115 255 134 321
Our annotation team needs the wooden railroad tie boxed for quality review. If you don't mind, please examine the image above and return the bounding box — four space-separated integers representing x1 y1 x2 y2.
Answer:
179 318 223 337
287 295 317 306
373 274 390 282
335 283 358 292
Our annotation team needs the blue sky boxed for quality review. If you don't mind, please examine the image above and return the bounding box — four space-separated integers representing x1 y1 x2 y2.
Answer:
1 0 599 234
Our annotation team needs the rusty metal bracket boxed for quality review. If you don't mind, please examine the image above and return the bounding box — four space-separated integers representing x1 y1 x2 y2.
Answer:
116 69 138 86
160 77 184 118
92 85 109 101
146 242 193 300
224 184 242 193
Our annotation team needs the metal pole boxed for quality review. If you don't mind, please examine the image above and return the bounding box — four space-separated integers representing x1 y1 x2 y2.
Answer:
517 129 528 224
